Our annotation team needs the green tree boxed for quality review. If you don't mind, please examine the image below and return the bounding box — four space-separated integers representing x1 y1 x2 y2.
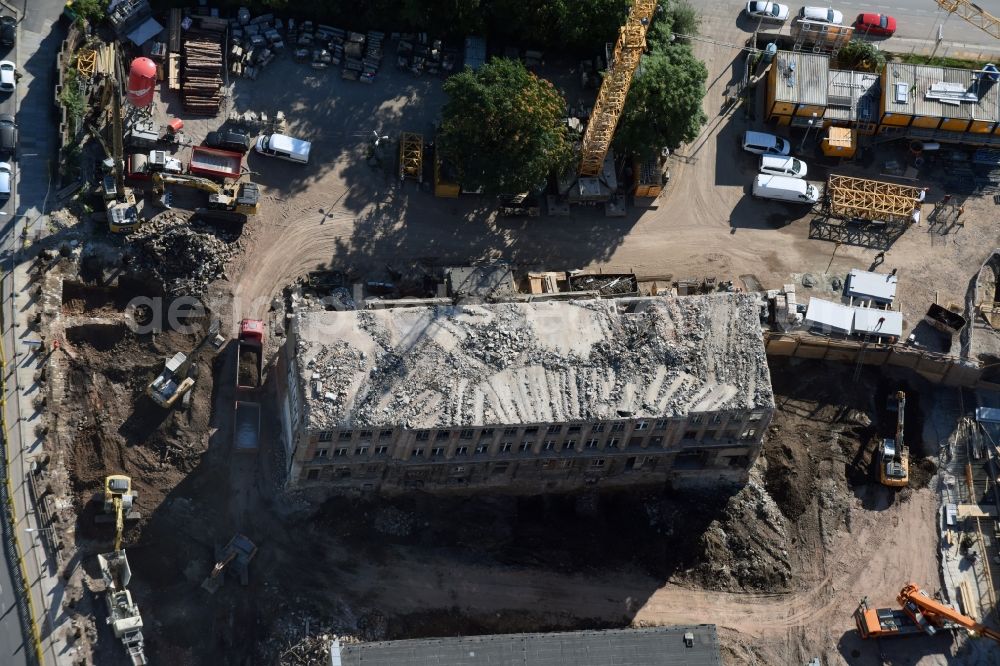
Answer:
836 40 886 72
400 0 484 37
439 58 574 194
615 43 708 157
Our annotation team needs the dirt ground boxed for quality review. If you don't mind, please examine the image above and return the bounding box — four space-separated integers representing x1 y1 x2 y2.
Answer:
42 6 1000 665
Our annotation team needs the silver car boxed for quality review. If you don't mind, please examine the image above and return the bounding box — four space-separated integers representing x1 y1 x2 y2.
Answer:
0 60 14 92
746 1 790 22
0 162 12 197
799 6 845 24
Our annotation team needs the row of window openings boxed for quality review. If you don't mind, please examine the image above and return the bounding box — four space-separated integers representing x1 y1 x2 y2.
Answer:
318 412 764 443
313 436 677 460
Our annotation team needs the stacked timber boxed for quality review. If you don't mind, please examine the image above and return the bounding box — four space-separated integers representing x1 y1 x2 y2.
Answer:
182 23 225 114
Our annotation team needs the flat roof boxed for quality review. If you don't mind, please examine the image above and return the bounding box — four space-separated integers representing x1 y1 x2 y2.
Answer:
805 297 854 334
805 297 902 337
826 69 880 123
883 62 1000 122
853 307 903 337
847 268 898 303
332 625 722 666
773 51 829 107
293 295 774 431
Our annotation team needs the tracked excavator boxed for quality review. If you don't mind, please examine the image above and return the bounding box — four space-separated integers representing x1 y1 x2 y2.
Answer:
879 391 909 488
855 582 1000 641
150 172 260 223
146 320 222 408
96 474 140 550
95 475 148 665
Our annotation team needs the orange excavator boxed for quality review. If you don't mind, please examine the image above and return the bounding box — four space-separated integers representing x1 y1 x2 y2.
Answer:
855 582 1000 641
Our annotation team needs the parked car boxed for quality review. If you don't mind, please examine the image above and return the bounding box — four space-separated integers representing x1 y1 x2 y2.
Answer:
760 154 808 178
799 6 844 25
205 128 252 153
742 131 791 156
854 13 896 36
254 133 311 164
0 162 11 197
0 16 15 47
746 1 790 22
0 113 16 155
0 60 15 92
752 174 820 204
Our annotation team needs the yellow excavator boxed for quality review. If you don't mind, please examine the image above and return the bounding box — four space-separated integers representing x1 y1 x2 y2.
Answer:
96 475 140 550
150 172 260 222
879 391 909 488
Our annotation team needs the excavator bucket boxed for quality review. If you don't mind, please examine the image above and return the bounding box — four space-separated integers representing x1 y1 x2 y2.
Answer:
201 533 257 594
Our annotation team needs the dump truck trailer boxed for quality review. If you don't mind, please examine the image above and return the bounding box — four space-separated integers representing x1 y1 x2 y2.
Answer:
235 319 264 390
234 401 260 453
189 145 243 179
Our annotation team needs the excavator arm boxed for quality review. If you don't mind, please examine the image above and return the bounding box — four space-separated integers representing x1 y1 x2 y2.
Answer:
898 583 1000 641
151 172 223 195
113 496 124 552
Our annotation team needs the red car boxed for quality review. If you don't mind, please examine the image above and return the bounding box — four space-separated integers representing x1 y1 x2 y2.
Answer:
854 13 896 36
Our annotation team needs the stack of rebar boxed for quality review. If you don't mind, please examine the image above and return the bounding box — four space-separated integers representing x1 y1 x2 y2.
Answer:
182 21 225 114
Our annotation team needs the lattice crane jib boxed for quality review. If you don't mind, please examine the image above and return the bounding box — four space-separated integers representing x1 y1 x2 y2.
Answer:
936 0 1000 40
578 0 657 177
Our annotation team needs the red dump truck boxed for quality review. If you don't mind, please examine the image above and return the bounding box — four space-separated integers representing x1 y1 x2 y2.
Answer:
234 319 264 454
235 319 263 391
189 145 243 180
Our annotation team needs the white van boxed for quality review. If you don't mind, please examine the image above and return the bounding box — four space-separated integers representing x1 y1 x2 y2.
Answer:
759 154 807 178
752 174 820 204
742 130 790 156
255 133 311 164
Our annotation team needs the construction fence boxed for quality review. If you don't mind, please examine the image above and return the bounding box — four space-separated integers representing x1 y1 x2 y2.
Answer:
765 332 994 389
0 277 45 666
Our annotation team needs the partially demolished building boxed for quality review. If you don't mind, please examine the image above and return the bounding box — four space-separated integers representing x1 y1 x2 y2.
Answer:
276 294 774 493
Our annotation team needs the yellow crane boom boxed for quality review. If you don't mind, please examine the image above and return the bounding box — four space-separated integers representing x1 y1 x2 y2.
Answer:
579 0 657 177
936 0 1000 40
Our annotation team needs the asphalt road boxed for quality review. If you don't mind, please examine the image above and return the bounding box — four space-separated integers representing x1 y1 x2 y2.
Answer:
739 0 1000 50
0 0 69 664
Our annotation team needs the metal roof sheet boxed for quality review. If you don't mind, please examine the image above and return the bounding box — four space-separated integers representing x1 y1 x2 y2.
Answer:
805 298 854 334
774 51 829 106
853 307 903 337
334 626 722 666
884 62 1000 122
846 268 898 303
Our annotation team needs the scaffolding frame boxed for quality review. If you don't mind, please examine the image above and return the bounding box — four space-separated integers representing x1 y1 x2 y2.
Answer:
399 132 423 183
826 174 923 223
808 217 907 250
578 0 656 177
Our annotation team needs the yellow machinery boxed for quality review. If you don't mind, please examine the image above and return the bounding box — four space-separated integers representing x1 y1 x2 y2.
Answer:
879 391 909 488
935 0 1000 40
399 132 424 182
146 352 196 408
98 475 139 551
578 0 657 177
151 172 261 220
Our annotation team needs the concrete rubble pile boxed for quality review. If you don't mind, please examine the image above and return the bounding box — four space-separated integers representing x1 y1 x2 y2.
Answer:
296 294 771 430
130 214 241 296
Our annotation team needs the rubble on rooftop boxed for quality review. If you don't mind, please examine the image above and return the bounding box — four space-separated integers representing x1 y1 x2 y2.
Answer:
293 294 773 431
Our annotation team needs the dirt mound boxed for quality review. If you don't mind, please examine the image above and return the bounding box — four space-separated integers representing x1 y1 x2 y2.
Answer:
909 457 937 490
131 214 243 296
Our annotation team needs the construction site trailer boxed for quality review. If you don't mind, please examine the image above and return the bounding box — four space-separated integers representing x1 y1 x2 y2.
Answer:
825 175 924 223
822 127 856 158
189 146 243 179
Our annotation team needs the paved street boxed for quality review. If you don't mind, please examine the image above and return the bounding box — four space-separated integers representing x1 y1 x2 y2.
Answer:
0 0 73 665
734 0 1000 56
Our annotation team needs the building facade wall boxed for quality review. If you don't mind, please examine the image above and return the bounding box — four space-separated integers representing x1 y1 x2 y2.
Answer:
287 408 773 494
